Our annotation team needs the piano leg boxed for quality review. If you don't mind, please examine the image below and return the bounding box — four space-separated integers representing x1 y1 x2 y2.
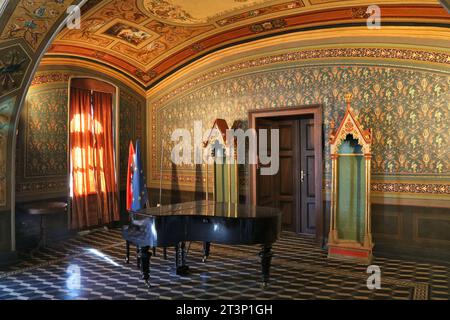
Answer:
125 241 130 264
163 247 167 260
138 246 152 287
175 242 189 276
259 244 273 288
152 247 156 256
202 242 211 263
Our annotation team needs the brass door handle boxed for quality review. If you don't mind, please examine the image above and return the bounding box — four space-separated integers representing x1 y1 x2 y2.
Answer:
300 170 305 183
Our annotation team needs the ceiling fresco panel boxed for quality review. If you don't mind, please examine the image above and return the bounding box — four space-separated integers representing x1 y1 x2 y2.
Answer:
139 0 278 25
0 0 73 51
0 44 32 99
42 0 449 90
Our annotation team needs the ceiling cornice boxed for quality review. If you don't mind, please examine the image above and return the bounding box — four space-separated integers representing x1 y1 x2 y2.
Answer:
44 2 449 91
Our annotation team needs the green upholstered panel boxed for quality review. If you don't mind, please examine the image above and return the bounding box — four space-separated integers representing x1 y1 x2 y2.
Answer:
336 155 366 243
214 155 238 204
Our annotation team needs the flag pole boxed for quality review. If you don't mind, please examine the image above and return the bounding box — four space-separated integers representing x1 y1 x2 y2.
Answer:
158 139 164 207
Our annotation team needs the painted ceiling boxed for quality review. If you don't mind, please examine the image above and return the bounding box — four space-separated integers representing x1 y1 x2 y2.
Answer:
43 0 449 90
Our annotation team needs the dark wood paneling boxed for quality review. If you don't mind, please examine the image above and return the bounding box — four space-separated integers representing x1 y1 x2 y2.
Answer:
0 211 11 252
271 120 297 231
280 201 294 226
415 214 450 245
305 123 314 150
256 119 276 208
372 211 401 240
300 118 315 235
306 202 316 230
279 124 293 150
279 156 293 196
306 155 315 197
370 204 450 262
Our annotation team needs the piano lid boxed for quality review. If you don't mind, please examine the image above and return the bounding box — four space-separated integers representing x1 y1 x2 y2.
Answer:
130 201 281 219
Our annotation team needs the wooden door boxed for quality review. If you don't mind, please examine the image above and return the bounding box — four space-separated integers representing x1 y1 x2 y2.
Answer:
256 119 299 231
256 119 276 208
256 117 316 234
299 118 316 234
276 120 298 231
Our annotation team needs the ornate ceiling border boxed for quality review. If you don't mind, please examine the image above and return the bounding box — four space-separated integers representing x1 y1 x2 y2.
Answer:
149 46 450 107
38 57 146 96
46 4 450 89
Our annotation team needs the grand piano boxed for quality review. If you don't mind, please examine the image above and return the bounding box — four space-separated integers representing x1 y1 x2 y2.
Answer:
122 200 282 287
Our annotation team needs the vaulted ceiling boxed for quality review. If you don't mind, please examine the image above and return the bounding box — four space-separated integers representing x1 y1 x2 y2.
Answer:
44 0 449 91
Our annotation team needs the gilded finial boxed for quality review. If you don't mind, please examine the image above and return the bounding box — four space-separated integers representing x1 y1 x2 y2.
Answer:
345 93 353 104
344 93 353 111
329 119 335 131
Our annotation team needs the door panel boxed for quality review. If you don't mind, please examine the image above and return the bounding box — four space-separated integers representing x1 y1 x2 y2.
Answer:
279 156 293 195
279 125 293 150
306 155 315 197
300 118 316 234
307 202 316 230
305 122 315 150
280 201 294 226
256 119 275 207
256 117 316 234
274 121 298 231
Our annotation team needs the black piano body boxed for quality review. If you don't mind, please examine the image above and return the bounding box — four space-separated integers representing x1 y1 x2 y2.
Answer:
123 201 282 286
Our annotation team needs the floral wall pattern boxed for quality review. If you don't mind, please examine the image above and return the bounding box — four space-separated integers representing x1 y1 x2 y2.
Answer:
151 64 450 195
0 97 15 206
119 90 146 189
16 81 69 198
24 88 68 178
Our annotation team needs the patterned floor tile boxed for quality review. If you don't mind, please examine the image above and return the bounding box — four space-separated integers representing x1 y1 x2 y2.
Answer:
0 228 448 300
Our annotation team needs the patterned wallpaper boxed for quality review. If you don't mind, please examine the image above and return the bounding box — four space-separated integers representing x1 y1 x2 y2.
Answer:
0 97 15 206
24 88 68 177
151 65 450 194
16 71 146 199
119 90 146 189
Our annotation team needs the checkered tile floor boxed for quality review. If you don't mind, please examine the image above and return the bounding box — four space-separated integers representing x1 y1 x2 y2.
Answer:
0 229 448 300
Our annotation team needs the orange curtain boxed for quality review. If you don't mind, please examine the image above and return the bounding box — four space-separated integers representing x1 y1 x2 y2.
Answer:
69 87 119 230
92 91 119 226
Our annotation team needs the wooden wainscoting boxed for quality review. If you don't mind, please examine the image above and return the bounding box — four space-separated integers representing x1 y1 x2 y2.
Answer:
413 213 450 246
372 204 450 262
